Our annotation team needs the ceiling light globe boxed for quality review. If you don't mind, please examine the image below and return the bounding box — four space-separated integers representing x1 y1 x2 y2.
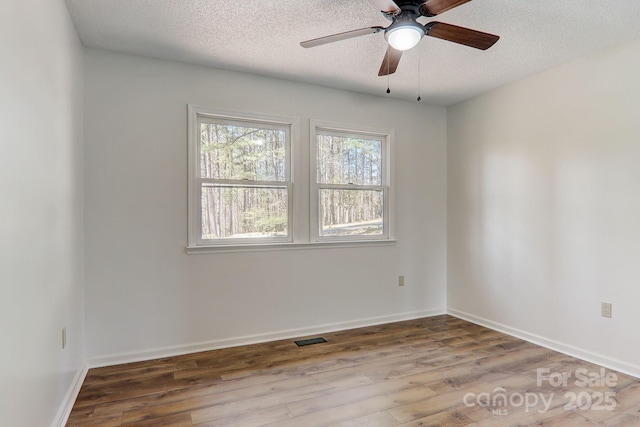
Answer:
386 26 423 51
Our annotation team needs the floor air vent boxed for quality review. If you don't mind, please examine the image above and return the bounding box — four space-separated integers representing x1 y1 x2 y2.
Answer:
295 337 327 347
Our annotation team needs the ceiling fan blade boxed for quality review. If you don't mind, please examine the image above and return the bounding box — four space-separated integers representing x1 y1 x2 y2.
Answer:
420 0 472 16
368 0 400 13
425 22 499 50
301 26 385 48
378 47 403 76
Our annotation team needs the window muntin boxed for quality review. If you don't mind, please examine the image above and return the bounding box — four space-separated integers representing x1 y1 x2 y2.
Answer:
188 106 294 246
312 124 390 242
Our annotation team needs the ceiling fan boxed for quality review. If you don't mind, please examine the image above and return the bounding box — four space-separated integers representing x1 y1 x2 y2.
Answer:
300 0 499 76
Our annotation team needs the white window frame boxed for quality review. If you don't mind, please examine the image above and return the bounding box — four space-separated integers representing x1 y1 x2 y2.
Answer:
187 105 297 248
310 120 393 243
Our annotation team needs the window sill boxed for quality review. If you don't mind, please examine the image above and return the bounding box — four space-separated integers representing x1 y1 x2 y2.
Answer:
185 239 397 254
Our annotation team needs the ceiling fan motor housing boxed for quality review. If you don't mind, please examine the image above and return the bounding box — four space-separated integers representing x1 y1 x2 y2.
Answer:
384 12 425 50
382 0 438 18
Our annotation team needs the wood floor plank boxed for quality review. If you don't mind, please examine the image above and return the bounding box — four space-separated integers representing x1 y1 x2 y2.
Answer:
120 411 192 426
191 405 293 427
66 315 640 427
286 375 437 416
266 385 438 427
393 409 475 427
65 411 122 427
189 374 373 424
90 371 293 417
82 360 198 387
308 345 450 383
120 374 319 424
331 410 399 427
386 372 550 423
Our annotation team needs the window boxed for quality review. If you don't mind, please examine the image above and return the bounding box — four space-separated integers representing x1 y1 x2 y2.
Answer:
187 106 295 247
187 108 394 252
311 121 392 242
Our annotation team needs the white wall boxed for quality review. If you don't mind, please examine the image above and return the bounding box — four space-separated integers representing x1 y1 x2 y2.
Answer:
0 0 85 426
83 50 447 363
448 37 640 376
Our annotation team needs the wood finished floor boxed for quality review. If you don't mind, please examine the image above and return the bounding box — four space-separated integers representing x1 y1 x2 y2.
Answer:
67 315 640 426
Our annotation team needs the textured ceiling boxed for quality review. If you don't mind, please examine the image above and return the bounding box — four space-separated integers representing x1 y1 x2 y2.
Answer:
65 0 640 106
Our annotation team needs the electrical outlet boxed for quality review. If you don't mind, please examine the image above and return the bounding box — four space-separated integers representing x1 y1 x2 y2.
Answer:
601 302 612 318
398 275 405 287
62 327 67 349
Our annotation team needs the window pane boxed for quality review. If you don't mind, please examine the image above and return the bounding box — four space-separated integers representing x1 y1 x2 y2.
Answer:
200 122 287 181
319 189 383 237
201 185 288 239
316 134 382 185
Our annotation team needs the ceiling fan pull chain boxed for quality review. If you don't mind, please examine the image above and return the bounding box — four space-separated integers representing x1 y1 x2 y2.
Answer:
417 47 422 102
386 46 391 94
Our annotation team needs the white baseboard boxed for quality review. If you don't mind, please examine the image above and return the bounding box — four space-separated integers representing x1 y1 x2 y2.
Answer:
51 366 88 427
447 308 640 379
87 308 446 368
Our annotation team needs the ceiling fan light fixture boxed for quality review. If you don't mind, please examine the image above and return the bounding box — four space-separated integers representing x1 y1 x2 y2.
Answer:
385 23 423 51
